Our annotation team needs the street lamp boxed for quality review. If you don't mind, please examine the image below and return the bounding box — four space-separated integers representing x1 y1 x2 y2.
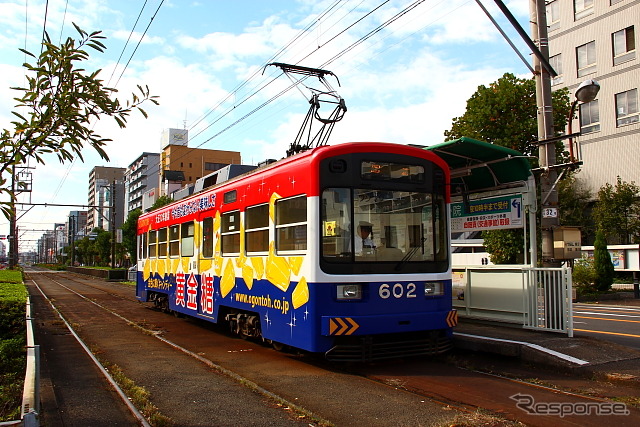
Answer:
568 79 601 162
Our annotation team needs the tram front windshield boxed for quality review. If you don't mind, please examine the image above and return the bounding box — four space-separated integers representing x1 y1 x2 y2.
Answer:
321 188 448 265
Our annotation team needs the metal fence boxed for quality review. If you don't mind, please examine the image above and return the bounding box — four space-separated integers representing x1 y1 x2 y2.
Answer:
452 266 573 336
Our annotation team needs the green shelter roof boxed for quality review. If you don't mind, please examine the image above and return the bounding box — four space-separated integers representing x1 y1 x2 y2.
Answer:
423 137 532 193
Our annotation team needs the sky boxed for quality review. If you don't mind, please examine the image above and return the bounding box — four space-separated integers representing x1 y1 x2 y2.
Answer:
0 0 532 253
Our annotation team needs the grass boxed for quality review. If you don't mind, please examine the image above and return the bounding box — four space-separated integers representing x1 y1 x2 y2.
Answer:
101 361 174 426
0 269 26 422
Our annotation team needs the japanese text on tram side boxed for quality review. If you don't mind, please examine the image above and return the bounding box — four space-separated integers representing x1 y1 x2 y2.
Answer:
155 194 217 224
147 278 171 291
235 292 291 315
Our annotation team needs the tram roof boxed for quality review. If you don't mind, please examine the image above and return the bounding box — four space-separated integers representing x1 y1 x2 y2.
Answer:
421 136 532 193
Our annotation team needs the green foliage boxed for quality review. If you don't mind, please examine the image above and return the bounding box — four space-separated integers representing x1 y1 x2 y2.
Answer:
593 231 614 292
122 209 142 263
592 176 640 244
150 195 173 211
0 282 26 422
444 73 571 162
0 24 158 219
0 270 23 284
482 229 524 264
95 228 112 266
572 257 597 293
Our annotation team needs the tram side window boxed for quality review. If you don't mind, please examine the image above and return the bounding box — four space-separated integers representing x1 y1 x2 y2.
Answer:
245 204 269 254
148 230 157 258
276 195 307 252
202 217 214 258
221 211 240 255
181 222 195 257
169 225 180 257
157 228 168 257
138 232 148 260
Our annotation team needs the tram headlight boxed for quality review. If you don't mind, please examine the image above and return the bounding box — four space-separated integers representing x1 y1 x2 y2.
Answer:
424 282 444 296
337 284 363 301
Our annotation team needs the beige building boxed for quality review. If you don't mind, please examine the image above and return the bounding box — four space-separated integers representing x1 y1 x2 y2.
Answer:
162 144 241 185
547 0 640 195
150 129 242 200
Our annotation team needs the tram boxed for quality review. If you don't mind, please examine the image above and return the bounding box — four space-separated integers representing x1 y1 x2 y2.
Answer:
135 142 457 361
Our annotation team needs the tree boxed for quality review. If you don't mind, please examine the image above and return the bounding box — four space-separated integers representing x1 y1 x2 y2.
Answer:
444 73 571 264
445 73 571 160
482 229 523 264
592 177 640 244
0 24 158 218
558 171 594 239
121 209 142 263
94 228 112 267
150 195 173 211
593 230 614 292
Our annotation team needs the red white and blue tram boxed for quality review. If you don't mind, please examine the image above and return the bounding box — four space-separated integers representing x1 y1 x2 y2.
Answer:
135 142 457 361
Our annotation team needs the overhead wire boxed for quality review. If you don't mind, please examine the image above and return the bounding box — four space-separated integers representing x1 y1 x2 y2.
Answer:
107 0 149 87
113 0 165 88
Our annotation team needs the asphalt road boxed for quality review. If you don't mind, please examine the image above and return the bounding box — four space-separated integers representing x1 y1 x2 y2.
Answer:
573 302 640 349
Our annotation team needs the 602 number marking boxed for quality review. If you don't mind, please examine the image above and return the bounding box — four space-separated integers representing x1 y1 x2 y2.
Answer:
379 283 417 299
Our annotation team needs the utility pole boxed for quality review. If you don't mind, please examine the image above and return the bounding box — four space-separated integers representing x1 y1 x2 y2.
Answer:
8 168 17 269
530 0 559 267
111 180 116 269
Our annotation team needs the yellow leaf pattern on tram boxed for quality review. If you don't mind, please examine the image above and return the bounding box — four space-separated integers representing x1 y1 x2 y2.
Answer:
269 192 282 221
236 252 247 268
266 242 290 292
143 259 150 281
200 258 212 273
288 256 304 276
181 257 190 272
291 277 309 309
214 239 222 276
242 263 254 290
250 257 264 279
220 259 236 298
172 258 180 274
150 259 157 277
157 258 166 278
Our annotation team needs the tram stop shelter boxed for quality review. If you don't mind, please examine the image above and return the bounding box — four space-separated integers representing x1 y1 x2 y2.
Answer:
417 137 573 335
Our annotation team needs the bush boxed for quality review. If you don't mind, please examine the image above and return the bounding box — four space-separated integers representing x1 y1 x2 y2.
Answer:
573 257 597 294
0 276 26 422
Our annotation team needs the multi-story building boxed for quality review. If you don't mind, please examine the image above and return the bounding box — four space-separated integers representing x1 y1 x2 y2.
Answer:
125 152 161 215
135 129 242 209
87 166 126 233
547 0 640 195
160 128 242 190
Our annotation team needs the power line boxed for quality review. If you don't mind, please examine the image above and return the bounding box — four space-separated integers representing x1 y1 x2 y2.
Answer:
107 0 149 87
114 0 165 88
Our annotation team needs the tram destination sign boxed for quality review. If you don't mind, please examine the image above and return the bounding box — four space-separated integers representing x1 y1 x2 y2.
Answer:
450 195 523 233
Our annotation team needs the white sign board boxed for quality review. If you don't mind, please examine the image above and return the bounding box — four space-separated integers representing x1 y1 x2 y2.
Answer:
451 195 523 233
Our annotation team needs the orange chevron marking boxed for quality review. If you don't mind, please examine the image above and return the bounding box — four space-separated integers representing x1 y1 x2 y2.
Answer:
446 310 458 327
329 317 360 335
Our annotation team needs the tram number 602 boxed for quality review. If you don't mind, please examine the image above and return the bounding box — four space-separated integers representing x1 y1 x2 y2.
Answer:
379 283 417 299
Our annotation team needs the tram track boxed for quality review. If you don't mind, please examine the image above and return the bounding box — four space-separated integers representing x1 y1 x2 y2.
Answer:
25 270 640 426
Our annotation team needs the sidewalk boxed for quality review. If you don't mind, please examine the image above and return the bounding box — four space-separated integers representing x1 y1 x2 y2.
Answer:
453 299 640 386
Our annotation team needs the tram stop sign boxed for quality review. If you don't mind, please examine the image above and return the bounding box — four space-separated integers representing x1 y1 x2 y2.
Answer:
450 195 523 233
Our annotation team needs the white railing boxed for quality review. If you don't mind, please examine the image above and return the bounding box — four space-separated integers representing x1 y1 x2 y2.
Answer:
453 266 573 336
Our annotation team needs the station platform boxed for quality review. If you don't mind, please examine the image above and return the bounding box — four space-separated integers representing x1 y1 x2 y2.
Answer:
453 311 640 386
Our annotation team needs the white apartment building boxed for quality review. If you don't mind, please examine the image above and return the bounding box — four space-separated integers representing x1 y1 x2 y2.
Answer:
125 152 161 215
547 0 640 195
